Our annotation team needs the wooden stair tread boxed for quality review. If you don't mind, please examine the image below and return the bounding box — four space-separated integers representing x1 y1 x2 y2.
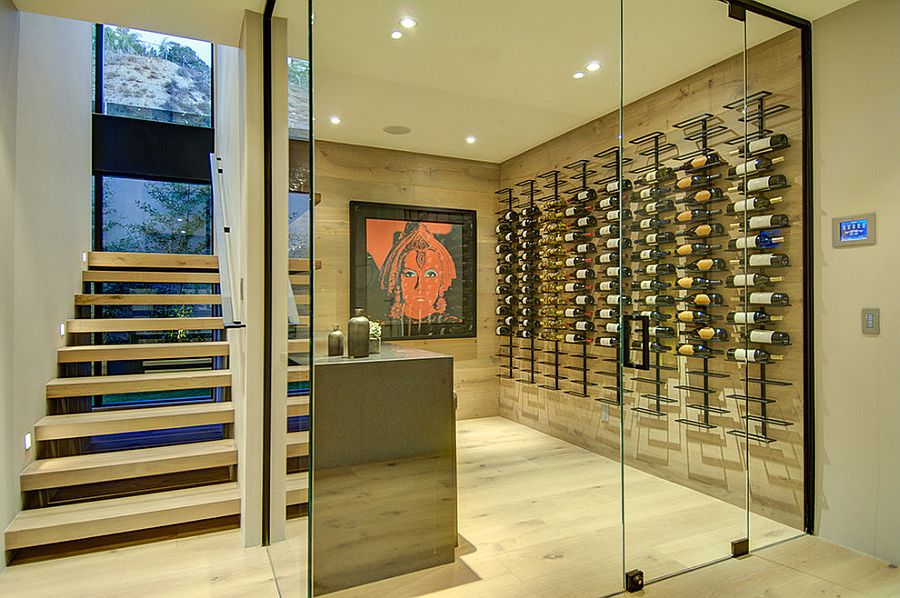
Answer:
34 402 234 441
75 294 221 306
287 365 310 383
66 317 224 333
287 431 310 458
4 482 240 550
20 440 237 491
287 397 310 417
286 472 309 506
84 270 220 284
58 341 230 363
87 252 219 270
47 369 231 399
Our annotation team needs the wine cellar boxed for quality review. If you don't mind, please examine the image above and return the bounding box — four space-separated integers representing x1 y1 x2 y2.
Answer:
497 29 808 530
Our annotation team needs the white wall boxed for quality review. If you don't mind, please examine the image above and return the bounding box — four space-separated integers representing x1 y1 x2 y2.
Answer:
813 0 900 565
1 11 92 560
0 0 20 571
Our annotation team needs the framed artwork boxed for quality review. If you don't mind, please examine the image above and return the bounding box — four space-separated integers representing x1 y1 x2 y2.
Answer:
349 201 477 340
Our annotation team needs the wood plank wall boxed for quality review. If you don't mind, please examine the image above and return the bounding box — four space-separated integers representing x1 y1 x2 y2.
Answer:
312 141 501 419
497 30 805 529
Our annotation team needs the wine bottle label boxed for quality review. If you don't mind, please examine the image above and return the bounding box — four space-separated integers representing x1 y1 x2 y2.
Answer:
606 267 621 276
505 296 515 305
645 171 659 183
573 243 590 253
678 345 696 356
734 236 756 249
564 308 579 317
748 137 775 153
598 281 616 291
678 312 695 322
693 294 711 305
496 306 505 315
564 208 577 216
646 202 658 213
607 210 621 220
640 188 653 199
575 296 590 305
564 232 579 242
575 270 591 279
694 189 711 202
676 244 693 256
732 348 758 362
576 190 591 201
676 211 691 223
747 176 771 192
733 312 758 324
749 330 776 344
697 327 716 340
696 259 714 270
645 233 658 244
576 217 592 227
599 198 615 209
640 218 653 230
694 224 713 236
732 198 754 213
565 334 580 343
598 338 616 347
599 309 617 318
574 321 591 331
646 295 659 304
748 254 775 267
563 283 579 292
676 177 692 189
606 181 620 193
749 215 773 229
598 225 615 236
606 295 624 304
735 161 760 176
564 258 579 267
677 277 695 288
605 323 620 333
599 253 615 263
640 249 653 260
732 274 755 286
749 292 775 304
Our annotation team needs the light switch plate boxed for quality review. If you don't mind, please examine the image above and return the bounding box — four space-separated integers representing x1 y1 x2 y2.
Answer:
862 308 880 335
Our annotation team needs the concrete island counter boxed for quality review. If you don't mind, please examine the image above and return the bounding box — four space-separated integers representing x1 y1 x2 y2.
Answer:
311 344 457 595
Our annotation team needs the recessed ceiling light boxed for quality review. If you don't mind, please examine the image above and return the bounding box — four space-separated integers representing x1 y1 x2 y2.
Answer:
572 71 585 79
390 30 403 39
329 115 342 125
465 135 477 144
586 61 602 72
383 125 412 135
399 16 417 29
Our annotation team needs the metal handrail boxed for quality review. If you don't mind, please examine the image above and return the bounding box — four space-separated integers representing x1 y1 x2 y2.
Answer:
210 153 244 328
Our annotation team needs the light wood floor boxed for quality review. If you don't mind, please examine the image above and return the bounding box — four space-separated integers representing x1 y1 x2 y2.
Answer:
1 417 897 597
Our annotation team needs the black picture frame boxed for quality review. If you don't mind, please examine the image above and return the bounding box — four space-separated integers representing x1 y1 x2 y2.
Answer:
349 201 477 340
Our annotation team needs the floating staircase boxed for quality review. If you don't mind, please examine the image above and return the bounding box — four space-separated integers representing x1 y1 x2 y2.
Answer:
4 251 314 560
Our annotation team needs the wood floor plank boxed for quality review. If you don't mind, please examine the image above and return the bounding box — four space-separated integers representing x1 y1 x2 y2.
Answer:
57 341 230 363
4 482 240 550
66 317 224 333
83 271 221 284
74 294 221 306
87 252 218 270
20 440 237 491
33 403 234 441
287 432 309 458
46 370 231 399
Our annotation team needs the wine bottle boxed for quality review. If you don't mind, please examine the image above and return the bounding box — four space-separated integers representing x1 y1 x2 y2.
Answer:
571 188 598 203
521 228 540 239
638 167 676 186
649 326 676 337
726 348 782 363
595 223 620 237
605 294 632 305
520 295 540 305
500 231 518 243
675 173 719 190
502 315 518 327
678 152 721 171
686 187 727 204
746 291 790 306
517 307 535 317
518 218 539 229
521 273 540 283
496 264 511 274
735 133 790 157
677 310 713 324
726 310 783 324
543 197 566 210
675 242 719 256
501 210 519 222
573 215 598 228
604 238 631 249
726 196 783 215
518 285 536 295
597 308 619 319
496 325 512 335
677 276 719 290
564 332 589 344
495 285 512 295
745 329 791 345
638 186 666 201
727 232 784 250
730 253 790 268
730 174 788 193
520 318 541 329
495 243 512 254
570 268 596 280
638 310 671 322
676 343 714 358
686 326 729 342
642 294 676 306
642 341 673 353
725 273 783 288
604 209 633 222
675 208 720 223
503 295 517 305
539 306 565 318
520 206 541 218
597 252 619 264
520 240 539 250
563 306 590 318
639 199 676 216
735 214 791 231
564 205 593 218
496 305 512 316
597 196 620 210
565 256 593 268
572 294 595 306
502 254 517 264
564 230 592 243
683 258 727 272
516 330 534 339
606 266 633 277
520 252 539 262
571 320 595 332
642 231 676 245
541 222 566 234
563 281 591 293
595 337 619 347
634 279 671 291
679 223 725 239
643 263 676 276
597 280 620 292
633 248 670 262
684 292 725 307
727 156 785 178
635 216 669 231
603 322 621 334
540 246 567 258
604 179 633 194
573 242 598 254
495 222 512 234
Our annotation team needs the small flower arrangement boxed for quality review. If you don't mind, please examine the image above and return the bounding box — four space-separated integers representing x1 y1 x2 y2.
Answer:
369 320 382 340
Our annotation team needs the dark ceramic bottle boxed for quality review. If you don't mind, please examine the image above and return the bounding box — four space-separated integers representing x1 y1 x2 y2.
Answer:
327 324 344 357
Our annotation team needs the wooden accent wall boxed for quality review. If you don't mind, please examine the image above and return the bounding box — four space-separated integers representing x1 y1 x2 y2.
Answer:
312 141 500 419
497 30 805 529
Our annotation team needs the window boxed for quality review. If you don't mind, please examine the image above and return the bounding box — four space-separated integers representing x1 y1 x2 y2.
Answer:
288 57 310 139
98 26 213 127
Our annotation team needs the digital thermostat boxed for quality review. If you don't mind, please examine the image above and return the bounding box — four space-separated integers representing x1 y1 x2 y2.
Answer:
832 212 876 247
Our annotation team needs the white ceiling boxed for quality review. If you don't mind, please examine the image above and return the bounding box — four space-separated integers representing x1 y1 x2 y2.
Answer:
15 0 857 162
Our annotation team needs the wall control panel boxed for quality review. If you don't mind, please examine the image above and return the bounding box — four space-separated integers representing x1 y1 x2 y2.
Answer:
861 308 880 336
832 212 876 247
